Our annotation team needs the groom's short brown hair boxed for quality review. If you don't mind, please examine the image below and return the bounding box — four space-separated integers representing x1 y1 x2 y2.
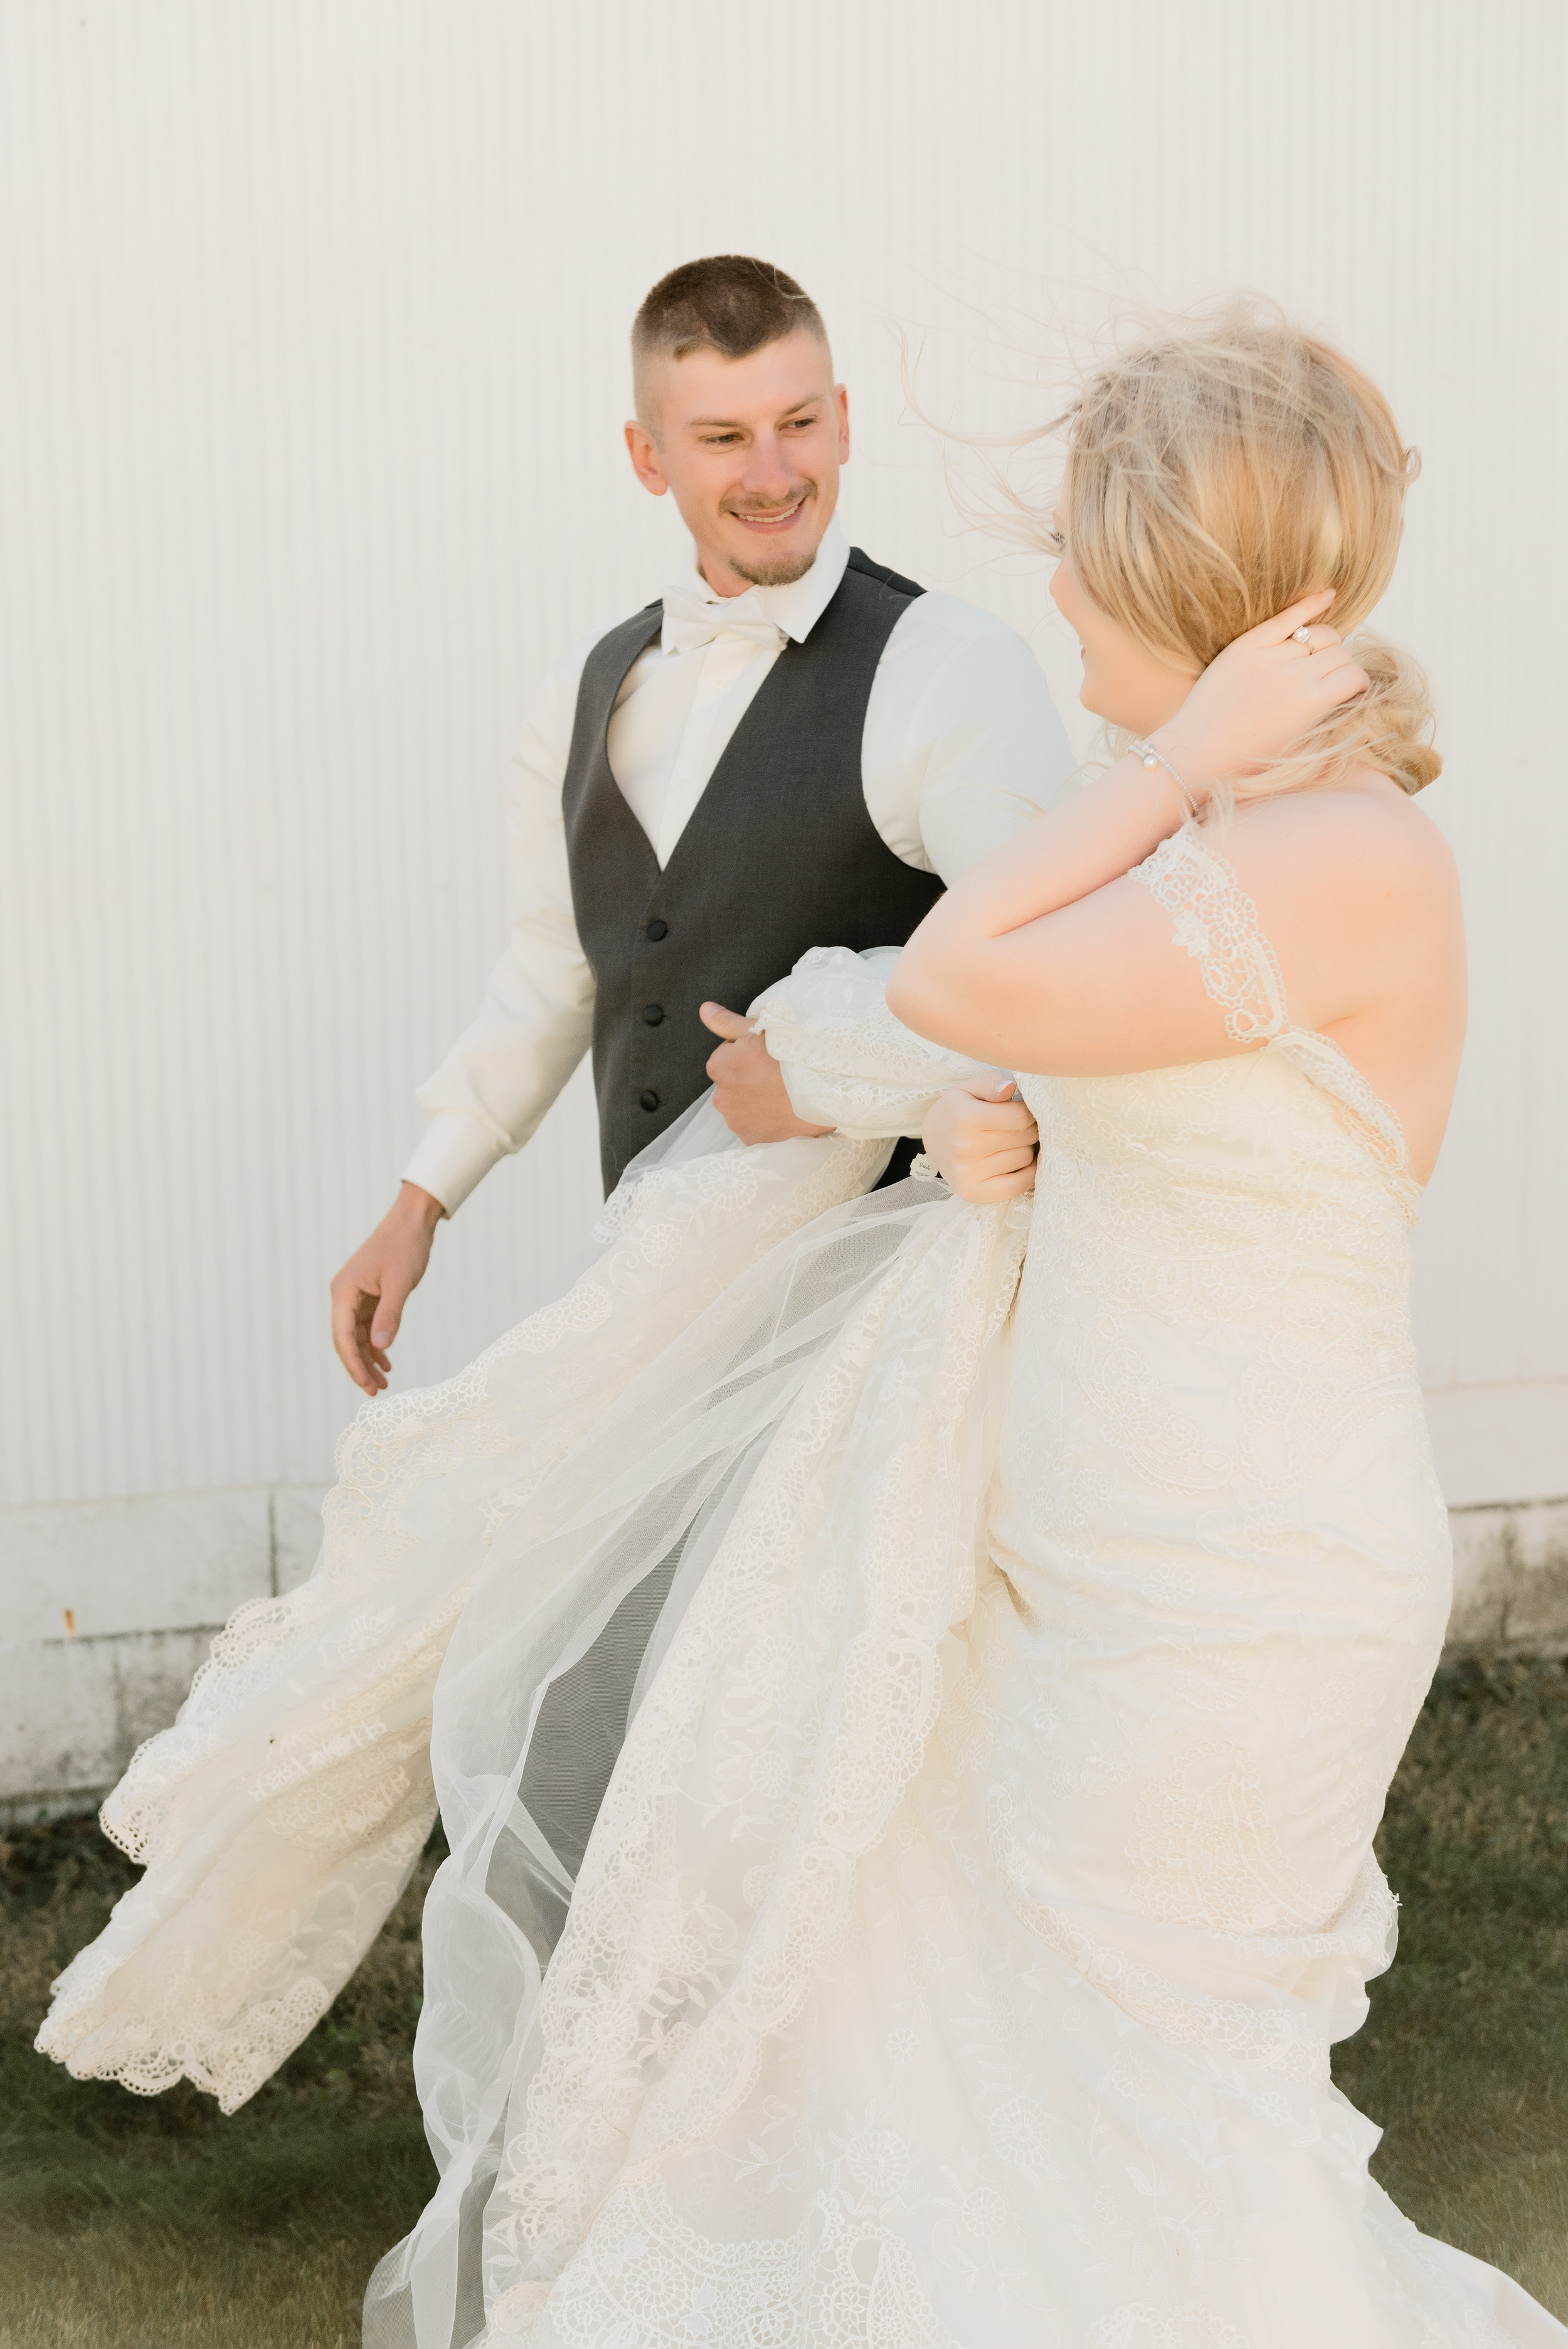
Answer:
632 256 830 419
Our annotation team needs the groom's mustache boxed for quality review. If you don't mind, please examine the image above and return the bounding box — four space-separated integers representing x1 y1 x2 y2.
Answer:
722 487 815 519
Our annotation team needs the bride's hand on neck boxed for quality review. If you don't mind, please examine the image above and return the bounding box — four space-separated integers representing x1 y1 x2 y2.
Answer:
1153 592 1371 797
1051 519 1369 800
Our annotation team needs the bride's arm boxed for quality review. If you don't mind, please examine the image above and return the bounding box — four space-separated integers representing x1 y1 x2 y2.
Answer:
887 597 1385 1074
904 593 1367 937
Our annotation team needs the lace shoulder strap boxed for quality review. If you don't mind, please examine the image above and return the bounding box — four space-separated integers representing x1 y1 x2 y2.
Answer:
1130 826 1420 1207
1129 824 1288 1042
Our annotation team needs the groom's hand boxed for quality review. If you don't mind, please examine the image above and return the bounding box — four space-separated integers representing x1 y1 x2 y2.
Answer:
329 1182 445 1394
701 1003 834 1145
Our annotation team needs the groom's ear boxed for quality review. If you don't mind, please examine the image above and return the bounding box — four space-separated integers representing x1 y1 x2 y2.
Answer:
625 418 670 497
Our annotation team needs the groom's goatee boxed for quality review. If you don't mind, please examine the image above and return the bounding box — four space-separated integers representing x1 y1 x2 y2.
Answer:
727 550 821 586
723 507 821 588
719 483 819 586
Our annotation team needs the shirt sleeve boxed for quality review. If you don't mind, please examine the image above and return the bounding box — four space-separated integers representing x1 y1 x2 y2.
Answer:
402 646 597 1215
760 598 1078 1139
862 595 1080 884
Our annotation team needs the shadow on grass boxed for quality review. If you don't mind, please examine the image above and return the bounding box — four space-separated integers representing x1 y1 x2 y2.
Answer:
5 1659 1568 2341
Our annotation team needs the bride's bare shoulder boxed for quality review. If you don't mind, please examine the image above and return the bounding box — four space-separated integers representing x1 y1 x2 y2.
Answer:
1219 773 1458 911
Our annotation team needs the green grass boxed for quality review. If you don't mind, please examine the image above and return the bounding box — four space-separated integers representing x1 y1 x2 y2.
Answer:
1332 1657 1568 2317
0 1820 443 2348
3 1660 1568 2343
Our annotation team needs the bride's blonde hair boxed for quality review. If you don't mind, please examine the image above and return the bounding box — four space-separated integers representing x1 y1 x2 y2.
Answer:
1055 300 1440 797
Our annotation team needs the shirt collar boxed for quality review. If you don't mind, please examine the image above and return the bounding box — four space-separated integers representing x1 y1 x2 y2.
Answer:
672 513 850 648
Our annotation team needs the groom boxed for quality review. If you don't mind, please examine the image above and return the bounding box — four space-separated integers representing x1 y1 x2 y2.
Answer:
330 253 1073 1394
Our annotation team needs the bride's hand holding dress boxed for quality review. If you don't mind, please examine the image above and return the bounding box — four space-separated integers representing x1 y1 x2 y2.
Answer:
919 1079 1039 1204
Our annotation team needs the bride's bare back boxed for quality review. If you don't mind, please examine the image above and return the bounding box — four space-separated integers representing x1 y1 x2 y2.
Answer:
1173 777 1464 1185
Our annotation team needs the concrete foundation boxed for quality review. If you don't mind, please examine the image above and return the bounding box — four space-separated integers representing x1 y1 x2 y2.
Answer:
1 1483 327 1826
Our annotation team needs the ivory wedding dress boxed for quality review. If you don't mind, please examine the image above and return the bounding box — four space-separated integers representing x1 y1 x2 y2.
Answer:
40 828 1564 2348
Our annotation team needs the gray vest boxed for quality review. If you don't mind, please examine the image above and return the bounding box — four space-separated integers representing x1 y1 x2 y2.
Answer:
562 548 945 1194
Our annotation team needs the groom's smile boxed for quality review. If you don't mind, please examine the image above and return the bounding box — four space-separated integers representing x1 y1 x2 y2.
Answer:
724 489 813 531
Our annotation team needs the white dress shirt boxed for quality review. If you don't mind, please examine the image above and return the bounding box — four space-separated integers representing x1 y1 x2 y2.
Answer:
405 518 1076 1212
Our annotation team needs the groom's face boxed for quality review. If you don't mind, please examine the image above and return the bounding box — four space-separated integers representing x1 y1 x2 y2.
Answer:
625 329 849 597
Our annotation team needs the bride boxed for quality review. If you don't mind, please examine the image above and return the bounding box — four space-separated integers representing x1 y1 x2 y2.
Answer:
41 303 1560 2347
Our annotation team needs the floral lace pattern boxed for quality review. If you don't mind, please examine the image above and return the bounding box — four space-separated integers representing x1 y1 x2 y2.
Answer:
509 2174 956 2348
1133 824 1293 1044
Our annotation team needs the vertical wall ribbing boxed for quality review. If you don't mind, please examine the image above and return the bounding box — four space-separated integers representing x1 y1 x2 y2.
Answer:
0 0 1561 1506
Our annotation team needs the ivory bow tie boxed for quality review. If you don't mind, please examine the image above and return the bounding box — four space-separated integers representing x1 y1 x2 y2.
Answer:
659 581 787 656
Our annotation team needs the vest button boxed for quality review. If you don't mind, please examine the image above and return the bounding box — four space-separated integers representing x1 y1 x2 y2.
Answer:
641 1003 664 1026
646 919 668 941
639 1090 659 1112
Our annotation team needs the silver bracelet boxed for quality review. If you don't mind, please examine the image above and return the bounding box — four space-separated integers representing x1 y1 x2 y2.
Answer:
1130 737 1196 821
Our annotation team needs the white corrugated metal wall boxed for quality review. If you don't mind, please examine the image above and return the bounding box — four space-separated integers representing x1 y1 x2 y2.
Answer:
3 0 1564 1802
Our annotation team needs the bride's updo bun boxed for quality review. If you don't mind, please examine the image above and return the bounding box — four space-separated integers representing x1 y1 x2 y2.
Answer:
1058 300 1441 797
